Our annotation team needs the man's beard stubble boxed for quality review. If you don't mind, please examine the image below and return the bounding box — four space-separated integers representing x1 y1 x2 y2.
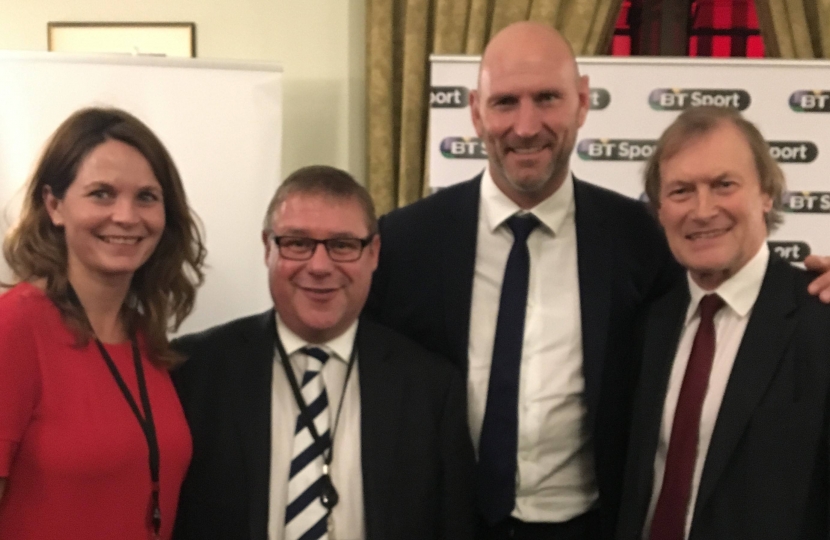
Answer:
495 133 575 195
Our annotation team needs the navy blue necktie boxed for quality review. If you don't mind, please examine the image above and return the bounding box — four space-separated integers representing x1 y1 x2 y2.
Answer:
477 213 540 524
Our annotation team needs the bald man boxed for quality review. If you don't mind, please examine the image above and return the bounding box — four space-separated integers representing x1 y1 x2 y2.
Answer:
364 22 825 540
365 22 674 540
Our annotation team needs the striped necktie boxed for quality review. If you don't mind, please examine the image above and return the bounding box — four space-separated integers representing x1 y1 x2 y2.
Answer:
285 346 331 540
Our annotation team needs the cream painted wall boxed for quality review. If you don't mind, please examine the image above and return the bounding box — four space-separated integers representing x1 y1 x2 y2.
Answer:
0 0 366 182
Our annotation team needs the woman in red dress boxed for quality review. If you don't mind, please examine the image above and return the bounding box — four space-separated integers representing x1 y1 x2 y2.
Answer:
0 107 206 540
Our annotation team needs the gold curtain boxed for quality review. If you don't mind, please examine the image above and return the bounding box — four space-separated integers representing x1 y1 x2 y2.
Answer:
756 0 830 58
366 0 624 215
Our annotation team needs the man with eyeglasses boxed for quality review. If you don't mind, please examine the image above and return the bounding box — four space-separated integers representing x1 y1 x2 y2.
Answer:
171 165 476 540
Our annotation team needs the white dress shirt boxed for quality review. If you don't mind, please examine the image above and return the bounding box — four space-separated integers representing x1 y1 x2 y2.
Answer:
468 167 597 522
268 315 365 540
644 243 769 539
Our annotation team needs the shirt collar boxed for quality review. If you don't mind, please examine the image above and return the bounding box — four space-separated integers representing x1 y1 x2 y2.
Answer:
275 312 357 364
685 242 769 324
480 165 575 236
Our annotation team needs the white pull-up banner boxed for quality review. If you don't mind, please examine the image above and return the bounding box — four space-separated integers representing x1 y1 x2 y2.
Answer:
429 55 830 266
0 51 283 334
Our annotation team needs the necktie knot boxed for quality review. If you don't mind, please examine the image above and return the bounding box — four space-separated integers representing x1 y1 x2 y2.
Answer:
698 294 724 322
506 214 540 244
301 346 329 363
302 347 330 374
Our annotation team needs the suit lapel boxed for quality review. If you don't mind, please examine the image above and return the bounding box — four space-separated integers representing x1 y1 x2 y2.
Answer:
693 257 798 520
630 283 689 530
358 320 405 540
232 310 277 540
573 180 614 429
441 176 481 373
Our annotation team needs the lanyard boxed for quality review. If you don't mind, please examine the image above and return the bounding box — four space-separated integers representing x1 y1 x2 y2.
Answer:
273 317 357 510
66 280 161 539
95 338 162 540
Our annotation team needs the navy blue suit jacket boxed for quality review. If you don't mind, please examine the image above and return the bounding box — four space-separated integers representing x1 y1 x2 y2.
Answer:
365 174 680 539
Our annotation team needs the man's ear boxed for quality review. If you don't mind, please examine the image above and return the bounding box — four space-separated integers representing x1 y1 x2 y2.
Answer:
469 89 485 137
367 234 380 272
262 230 273 264
576 74 590 128
43 185 64 227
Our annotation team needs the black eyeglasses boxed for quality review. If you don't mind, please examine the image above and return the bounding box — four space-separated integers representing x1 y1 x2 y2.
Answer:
270 235 375 262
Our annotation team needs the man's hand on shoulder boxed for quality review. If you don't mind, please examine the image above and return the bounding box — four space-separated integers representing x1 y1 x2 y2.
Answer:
805 255 830 303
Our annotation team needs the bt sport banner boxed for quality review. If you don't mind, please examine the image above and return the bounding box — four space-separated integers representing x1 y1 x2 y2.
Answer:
429 55 830 266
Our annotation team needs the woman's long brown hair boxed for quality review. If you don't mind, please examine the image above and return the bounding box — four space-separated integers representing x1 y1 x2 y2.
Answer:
3 107 207 368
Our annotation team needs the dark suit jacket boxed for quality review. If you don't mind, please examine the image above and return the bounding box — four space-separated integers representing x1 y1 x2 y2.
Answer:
364 175 680 539
617 255 830 540
171 313 476 540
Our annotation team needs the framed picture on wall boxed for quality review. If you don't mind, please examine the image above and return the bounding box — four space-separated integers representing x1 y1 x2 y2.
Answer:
47 22 196 57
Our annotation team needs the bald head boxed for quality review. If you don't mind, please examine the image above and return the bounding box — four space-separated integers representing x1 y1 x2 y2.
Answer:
469 21 589 209
479 22 581 93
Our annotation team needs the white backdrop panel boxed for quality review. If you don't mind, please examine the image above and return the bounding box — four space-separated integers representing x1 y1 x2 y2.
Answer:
0 51 283 334
430 56 830 266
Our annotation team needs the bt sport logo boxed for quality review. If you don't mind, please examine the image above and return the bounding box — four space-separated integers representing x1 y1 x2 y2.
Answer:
767 141 818 163
783 192 830 213
768 241 811 263
589 89 611 110
429 86 611 110
430 87 469 108
649 89 751 111
576 139 815 163
577 139 656 161
789 91 830 112
440 137 486 159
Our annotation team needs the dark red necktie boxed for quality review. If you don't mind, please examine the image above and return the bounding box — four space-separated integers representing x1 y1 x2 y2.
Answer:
649 293 724 540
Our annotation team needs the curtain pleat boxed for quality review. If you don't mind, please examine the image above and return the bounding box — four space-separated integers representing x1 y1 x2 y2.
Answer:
366 0 397 214
756 0 830 58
